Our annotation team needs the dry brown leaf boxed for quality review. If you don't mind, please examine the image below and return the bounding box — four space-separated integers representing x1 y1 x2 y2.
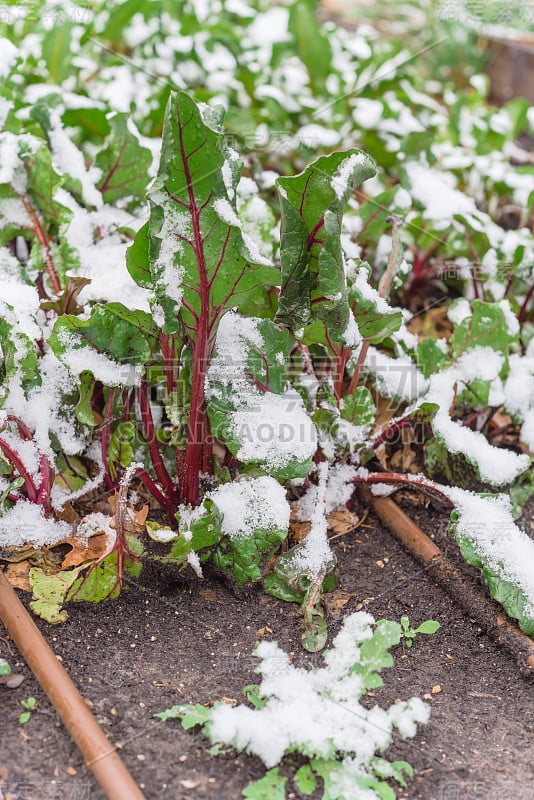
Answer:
327 508 360 536
54 502 81 525
290 520 311 542
289 501 361 543
407 306 452 340
323 590 355 615
60 531 109 570
108 495 149 527
4 560 31 591
256 626 273 636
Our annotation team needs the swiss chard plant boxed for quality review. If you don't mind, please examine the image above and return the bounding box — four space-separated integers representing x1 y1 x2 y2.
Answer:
0 0 533 653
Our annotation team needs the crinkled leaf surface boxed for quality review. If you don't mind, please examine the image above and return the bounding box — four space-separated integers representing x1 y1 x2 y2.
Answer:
49 303 158 374
451 300 518 359
276 150 375 338
127 91 279 336
347 261 403 344
96 113 153 202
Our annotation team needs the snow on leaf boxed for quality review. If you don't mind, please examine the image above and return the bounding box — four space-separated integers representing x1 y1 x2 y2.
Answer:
276 150 376 338
127 91 279 336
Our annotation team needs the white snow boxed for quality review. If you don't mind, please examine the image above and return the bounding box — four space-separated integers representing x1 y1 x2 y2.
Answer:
212 197 273 266
447 298 471 325
0 132 21 187
341 310 362 348
231 390 317 471
405 162 477 224
295 124 340 149
445 486 534 618
213 197 240 227
0 38 18 77
292 462 333 575
331 153 368 200
187 550 203 578
424 348 530 485
208 611 429 770
55 328 142 387
55 188 151 311
75 512 115 547
208 476 290 538
363 347 428 401
48 111 103 209
0 501 71 547
208 314 317 471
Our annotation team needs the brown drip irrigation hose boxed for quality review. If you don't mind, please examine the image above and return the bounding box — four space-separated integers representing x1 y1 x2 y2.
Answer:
0 569 146 800
358 487 534 676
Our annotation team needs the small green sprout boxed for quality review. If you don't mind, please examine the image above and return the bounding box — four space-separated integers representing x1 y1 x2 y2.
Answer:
400 616 441 648
19 696 37 724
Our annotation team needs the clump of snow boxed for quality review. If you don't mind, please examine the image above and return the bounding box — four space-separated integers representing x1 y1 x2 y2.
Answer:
75 512 116 549
213 197 240 227
208 314 317 472
331 153 368 200
208 476 290 538
445 486 534 619
212 197 273 267
424 348 530 485
55 328 142 387
295 124 340 149
363 347 428 401
292 462 333 575
0 501 71 547
48 111 103 209
55 188 150 311
503 352 534 449
208 611 429 771
498 299 519 337
405 162 477 225
0 38 18 77
341 309 362 348
187 550 203 578
230 391 317 471
298 464 357 521
447 298 471 325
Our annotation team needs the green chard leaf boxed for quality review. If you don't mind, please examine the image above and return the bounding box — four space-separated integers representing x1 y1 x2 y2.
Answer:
346 260 403 345
127 91 279 337
96 113 153 202
288 0 332 94
275 149 375 341
154 702 214 727
49 303 158 384
450 299 518 359
41 20 74 84
242 768 287 800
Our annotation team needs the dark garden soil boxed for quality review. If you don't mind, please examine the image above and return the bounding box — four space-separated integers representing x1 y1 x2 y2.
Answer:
1 494 534 800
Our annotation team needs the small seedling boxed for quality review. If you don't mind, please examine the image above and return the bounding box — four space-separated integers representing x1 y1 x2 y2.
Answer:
0 658 11 676
400 616 441 648
19 696 37 724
